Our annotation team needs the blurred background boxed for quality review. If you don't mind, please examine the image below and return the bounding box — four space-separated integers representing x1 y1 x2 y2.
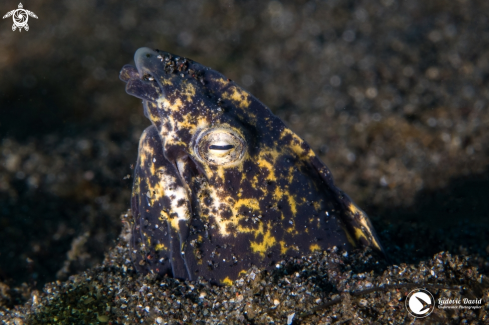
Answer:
0 0 488 291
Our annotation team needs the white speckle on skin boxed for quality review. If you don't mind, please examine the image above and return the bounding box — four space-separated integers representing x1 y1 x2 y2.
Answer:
159 172 191 228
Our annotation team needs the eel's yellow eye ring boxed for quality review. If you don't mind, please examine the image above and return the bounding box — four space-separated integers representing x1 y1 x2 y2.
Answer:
194 128 246 166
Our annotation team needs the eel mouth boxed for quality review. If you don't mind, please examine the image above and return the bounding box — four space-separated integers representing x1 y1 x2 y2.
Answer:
119 47 167 104
119 47 209 193
134 47 162 86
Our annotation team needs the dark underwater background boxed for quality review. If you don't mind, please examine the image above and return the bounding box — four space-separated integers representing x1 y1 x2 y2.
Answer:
0 0 488 300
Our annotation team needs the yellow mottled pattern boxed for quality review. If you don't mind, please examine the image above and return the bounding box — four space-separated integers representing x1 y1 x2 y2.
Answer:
222 86 251 109
148 181 166 207
348 203 382 250
162 78 173 86
158 209 170 222
255 157 277 181
232 198 261 213
309 243 321 252
279 128 315 159
125 48 384 282
249 223 277 258
221 277 234 286
137 140 167 207
156 97 184 113
287 194 298 215
138 138 152 167
279 240 290 255
132 177 140 199
238 270 248 276
182 82 196 103
155 243 166 251
177 115 209 134
354 228 367 242
164 137 187 149
286 224 299 236
343 225 357 247
203 183 264 237
348 203 361 215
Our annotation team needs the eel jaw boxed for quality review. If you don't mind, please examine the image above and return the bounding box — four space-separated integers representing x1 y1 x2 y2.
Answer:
120 48 168 118
134 47 160 81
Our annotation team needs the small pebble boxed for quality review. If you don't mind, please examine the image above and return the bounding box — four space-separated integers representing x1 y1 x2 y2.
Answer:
287 313 295 325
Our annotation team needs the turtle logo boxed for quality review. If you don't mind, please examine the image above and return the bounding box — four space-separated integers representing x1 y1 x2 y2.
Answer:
3 3 38 32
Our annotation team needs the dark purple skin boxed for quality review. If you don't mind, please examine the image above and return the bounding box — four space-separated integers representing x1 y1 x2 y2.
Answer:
120 47 384 284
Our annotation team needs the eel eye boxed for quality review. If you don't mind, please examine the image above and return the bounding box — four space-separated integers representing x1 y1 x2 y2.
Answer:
195 128 246 166
209 144 234 150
